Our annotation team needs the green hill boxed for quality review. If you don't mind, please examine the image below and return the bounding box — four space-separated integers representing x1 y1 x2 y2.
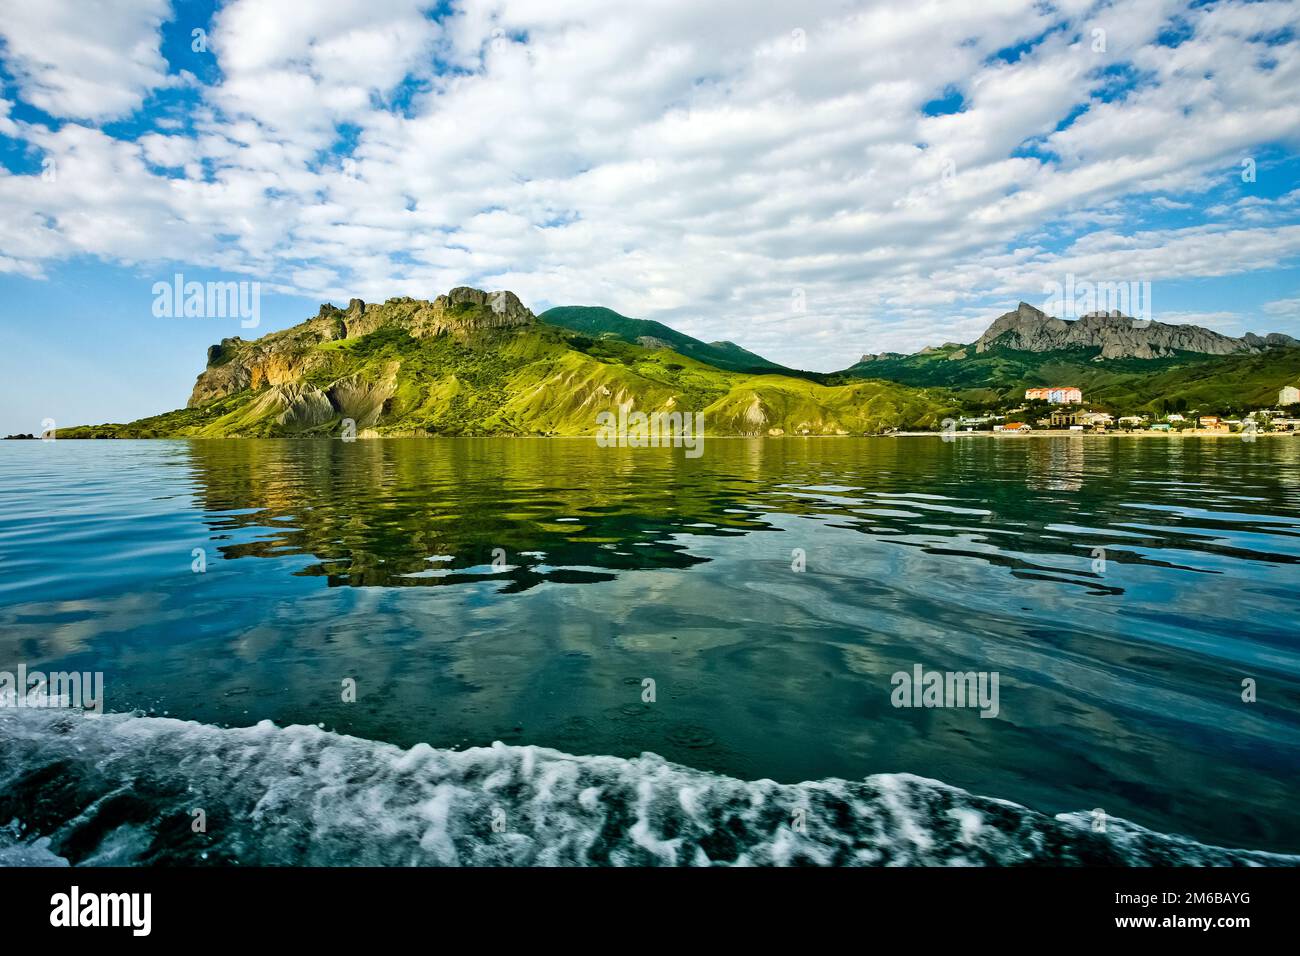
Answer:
59 288 954 439
841 344 1300 416
539 305 802 376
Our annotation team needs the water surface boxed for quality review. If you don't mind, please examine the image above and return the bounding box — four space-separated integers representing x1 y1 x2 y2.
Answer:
1 437 1297 860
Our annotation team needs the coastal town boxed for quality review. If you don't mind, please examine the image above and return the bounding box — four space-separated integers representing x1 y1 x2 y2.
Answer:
954 384 1300 436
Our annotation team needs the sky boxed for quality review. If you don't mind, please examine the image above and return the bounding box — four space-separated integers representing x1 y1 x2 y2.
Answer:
1 0 1299 435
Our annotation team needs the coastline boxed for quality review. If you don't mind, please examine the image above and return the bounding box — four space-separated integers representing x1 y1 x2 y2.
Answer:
11 429 1300 441
887 429 1299 439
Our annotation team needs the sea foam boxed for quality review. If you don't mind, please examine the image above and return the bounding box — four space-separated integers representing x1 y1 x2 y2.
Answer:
0 709 1293 867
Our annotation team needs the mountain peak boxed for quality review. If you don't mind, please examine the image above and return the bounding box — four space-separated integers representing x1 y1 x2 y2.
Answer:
974 303 1296 360
442 286 533 324
190 287 534 407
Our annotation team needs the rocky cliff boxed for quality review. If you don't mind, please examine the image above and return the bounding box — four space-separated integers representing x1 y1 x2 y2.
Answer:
189 288 533 407
973 302 1297 360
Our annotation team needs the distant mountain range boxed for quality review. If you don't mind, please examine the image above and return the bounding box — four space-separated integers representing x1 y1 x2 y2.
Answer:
841 302 1300 415
856 301 1298 363
52 291 1300 439
971 301 1295 359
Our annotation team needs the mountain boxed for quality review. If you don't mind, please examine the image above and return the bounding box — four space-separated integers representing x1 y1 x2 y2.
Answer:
59 287 953 439
841 302 1300 415
539 305 800 375
970 301 1297 359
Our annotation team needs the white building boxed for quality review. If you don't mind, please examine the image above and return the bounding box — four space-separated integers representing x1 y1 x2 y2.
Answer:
1280 385 1300 406
1025 386 1083 404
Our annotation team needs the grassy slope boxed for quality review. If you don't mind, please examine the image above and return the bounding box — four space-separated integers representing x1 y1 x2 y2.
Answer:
60 314 955 438
539 305 808 376
840 344 1300 415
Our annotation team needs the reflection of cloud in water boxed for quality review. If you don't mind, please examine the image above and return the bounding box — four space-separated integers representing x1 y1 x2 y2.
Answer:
0 593 175 667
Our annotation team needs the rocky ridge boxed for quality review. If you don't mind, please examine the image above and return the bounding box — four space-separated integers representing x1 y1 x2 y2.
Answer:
189 287 533 409
972 301 1297 360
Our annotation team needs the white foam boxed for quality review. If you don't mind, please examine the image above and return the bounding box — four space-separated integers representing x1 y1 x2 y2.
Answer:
0 709 1293 867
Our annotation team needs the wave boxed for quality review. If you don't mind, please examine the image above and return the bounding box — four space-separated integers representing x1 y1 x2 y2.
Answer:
0 709 1293 867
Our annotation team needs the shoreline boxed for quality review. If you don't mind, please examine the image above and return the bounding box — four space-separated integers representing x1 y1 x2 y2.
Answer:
10 430 1300 442
888 429 1299 439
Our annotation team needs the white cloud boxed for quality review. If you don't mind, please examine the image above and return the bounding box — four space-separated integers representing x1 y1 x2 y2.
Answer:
0 0 172 120
0 97 17 136
1263 297 1300 318
1 0 1299 369
207 0 442 143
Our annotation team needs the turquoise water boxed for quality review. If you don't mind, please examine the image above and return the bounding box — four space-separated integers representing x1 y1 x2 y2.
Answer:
1 437 1298 863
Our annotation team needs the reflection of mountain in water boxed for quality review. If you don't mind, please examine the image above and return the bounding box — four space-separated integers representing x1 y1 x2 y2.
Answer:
182 437 1300 592
186 438 778 590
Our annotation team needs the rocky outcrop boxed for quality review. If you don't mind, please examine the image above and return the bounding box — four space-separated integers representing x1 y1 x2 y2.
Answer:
206 337 243 366
327 370 398 429
189 359 251 407
1242 332 1299 349
248 384 335 429
971 301 1298 359
189 346 331 407
188 287 535 407
742 395 769 431
444 287 532 326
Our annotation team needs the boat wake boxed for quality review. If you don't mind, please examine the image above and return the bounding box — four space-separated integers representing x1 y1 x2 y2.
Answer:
0 709 1293 867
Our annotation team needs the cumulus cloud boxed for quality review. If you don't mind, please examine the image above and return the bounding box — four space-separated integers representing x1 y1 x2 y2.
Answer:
1 0 1299 368
206 0 442 142
0 0 172 120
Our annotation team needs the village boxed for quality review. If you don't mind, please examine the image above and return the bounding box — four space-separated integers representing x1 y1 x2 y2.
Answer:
950 384 1300 436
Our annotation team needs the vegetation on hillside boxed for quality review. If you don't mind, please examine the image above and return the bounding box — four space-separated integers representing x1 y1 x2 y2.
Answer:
54 291 1299 440
840 343 1300 416
59 301 956 438
539 305 810 377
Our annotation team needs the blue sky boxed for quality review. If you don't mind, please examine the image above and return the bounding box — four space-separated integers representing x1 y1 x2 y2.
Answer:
1 0 1299 435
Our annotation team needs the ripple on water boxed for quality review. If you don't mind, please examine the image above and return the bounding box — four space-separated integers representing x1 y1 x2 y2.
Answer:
665 724 717 749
